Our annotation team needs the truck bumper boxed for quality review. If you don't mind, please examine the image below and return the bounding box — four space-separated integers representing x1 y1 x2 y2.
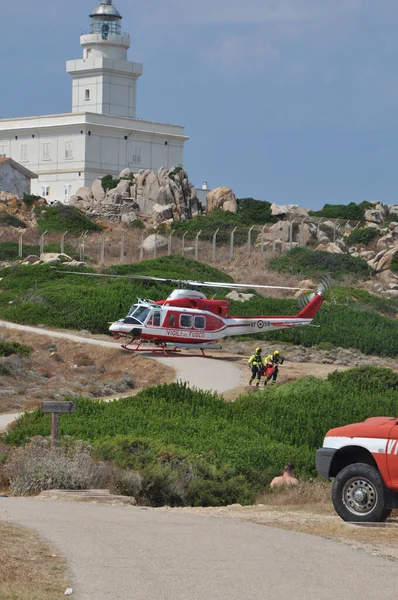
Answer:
316 447 337 480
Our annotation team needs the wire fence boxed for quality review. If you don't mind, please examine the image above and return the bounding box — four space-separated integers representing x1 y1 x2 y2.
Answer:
0 217 360 267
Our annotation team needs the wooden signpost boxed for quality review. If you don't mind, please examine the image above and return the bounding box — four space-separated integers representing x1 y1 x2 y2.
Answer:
41 401 76 447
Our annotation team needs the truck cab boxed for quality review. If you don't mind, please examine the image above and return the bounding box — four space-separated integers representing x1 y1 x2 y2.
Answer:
316 416 398 522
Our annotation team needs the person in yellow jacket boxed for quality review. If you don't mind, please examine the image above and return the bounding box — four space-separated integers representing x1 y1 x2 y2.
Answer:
248 347 265 386
263 349 284 386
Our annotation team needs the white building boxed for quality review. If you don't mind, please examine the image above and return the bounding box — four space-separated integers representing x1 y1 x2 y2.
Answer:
0 1 188 203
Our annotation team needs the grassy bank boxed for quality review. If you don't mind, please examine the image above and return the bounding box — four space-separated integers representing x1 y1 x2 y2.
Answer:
4 368 398 506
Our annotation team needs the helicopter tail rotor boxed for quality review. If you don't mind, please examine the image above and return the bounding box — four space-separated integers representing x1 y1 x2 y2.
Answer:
297 276 332 310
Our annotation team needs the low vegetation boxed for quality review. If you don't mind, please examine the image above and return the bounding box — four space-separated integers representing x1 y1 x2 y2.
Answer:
345 227 379 246
3 368 398 506
309 201 374 222
172 201 275 244
0 240 79 261
0 255 397 356
0 212 27 228
34 204 102 233
0 339 31 357
101 174 121 191
269 247 370 280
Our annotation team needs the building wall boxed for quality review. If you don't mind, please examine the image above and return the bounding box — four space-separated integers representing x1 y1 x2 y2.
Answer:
0 113 186 203
0 162 32 196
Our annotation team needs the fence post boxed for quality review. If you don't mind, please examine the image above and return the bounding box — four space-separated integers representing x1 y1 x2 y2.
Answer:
289 219 295 250
168 231 174 256
261 225 266 254
139 232 144 261
212 228 219 262
195 230 202 261
40 230 48 256
154 232 158 258
79 230 88 262
182 231 188 255
230 226 237 261
248 225 254 256
100 232 105 264
120 231 126 263
61 231 68 255
18 231 26 258
317 218 324 240
281 223 286 253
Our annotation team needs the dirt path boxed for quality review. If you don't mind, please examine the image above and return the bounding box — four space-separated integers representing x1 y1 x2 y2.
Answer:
2 497 398 600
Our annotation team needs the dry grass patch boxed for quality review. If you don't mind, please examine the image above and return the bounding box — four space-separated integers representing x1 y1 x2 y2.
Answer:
0 522 68 600
0 328 174 414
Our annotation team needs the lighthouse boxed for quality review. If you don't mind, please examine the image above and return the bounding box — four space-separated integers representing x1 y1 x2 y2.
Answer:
0 0 187 203
67 0 143 118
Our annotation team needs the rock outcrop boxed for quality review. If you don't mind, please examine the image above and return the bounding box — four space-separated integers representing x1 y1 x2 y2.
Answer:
71 167 203 224
206 187 238 214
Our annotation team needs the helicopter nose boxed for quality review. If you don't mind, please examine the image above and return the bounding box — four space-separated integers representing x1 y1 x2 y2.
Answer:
108 320 142 337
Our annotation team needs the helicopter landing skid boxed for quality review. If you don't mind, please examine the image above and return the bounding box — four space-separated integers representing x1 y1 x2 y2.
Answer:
120 339 220 358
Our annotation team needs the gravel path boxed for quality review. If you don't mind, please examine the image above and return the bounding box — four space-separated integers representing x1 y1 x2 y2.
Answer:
2 498 398 600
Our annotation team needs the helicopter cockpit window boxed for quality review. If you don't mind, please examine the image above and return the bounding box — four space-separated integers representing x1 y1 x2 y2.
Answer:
180 314 192 328
169 314 175 327
153 311 161 326
126 305 150 323
194 316 205 329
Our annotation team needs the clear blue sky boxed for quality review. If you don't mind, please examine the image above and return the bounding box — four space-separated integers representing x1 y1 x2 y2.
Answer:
2 0 398 209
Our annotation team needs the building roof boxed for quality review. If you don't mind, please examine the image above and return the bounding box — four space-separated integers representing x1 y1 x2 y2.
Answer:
90 1 121 18
0 157 38 179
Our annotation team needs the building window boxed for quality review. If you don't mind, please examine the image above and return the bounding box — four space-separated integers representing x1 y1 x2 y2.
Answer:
64 185 72 202
41 185 50 197
132 147 141 164
85 89 90 101
64 141 73 159
20 144 28 163
180 314 192 328
42 143 50 161
0 146 5 158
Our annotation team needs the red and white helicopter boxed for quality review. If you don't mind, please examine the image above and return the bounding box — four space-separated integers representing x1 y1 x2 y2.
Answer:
65 272 330 356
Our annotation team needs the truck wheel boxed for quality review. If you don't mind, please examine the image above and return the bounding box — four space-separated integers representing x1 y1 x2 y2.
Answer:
332 463 391 522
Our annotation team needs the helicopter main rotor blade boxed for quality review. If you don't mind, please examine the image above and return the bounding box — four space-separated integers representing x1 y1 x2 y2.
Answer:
57 271 309 292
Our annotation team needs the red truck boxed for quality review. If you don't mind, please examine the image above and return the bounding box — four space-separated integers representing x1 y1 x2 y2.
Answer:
316 416 398 522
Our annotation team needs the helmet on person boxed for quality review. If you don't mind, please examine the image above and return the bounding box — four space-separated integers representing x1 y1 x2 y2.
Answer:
255 347 262 354
274 350 280 355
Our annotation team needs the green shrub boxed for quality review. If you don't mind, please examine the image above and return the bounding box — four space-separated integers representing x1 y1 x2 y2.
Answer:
22 194 41 207
0 213 27 228
345 227 378 246
309 201 373 222
391 251 398 272
5 371 398 505
34 204 102 233
236 198 274 225
101 174 120 191
0 340 31 357
269 247 370 280
0 363 11 376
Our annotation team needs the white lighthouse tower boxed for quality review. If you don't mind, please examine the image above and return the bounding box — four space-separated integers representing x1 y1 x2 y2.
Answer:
67 0 143 118
0 0 187 203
